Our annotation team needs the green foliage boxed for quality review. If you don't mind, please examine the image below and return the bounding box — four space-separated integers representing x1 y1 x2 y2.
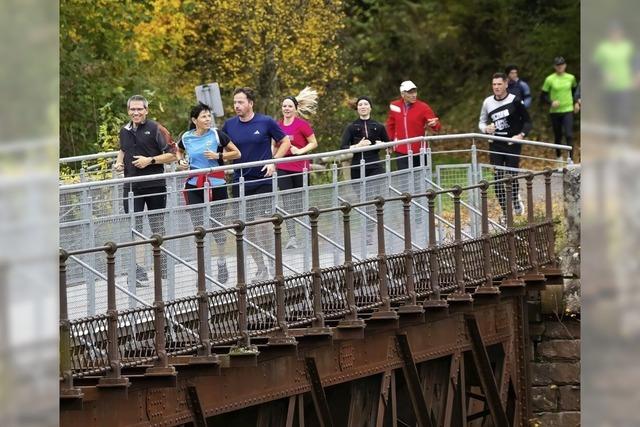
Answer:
340 0 580 142
60 0 580 158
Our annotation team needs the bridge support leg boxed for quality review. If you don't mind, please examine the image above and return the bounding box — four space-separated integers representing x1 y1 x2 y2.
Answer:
375 370 393 427
443 353 464 427
304 357 334 427
396 333 433 427
465 314 509 427
186 384 207 427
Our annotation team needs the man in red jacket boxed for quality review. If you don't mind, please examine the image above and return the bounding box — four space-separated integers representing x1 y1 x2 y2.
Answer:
386 80 441 170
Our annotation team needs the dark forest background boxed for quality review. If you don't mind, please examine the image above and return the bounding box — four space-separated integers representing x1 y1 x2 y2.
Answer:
60 0 580 158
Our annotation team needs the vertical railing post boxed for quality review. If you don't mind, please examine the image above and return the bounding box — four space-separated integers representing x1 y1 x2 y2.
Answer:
418 146 427 246
502 177 525 288
59 249 82 398
98 242 129 387
127 190 137 294
331 163 341 268
398 194 422 314
475 181 499 295
341 203 358 321
424 147 433 246
423 190 447 309
165 184 176 299
195 227 212 357
309 208 327 330
470 142 482 238
232 220 253 349
407 149 416 247
370 197 398 320
447 187 473 304
302 169 311 272
526 174 540 273
146 235 176 375
523 174 546 285
359 158 367 257
544 169 557 267
269 214 297 345
85 196 97 314
203 182 212 289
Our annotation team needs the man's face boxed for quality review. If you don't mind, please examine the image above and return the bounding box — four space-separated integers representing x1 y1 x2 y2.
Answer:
508 69 518 81
401 89 418 104
554 63 567 73
233 92 254 118
492 78 507 98
128 100 148 125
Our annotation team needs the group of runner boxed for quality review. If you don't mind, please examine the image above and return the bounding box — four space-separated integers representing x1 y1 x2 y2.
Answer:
114 58 579 282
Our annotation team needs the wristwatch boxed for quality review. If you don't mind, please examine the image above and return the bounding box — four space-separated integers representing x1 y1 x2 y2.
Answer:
150 157 156 165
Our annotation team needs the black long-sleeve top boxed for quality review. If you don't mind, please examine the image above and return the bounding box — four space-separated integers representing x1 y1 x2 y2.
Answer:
340 118 389 165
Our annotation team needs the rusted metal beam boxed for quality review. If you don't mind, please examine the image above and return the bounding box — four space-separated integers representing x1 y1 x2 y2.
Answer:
62 302 525 426
390 370 397 427
464 314 509 427
304 357 334 427
375 370 393 427
285 395 296 427
443 353 460 427
395 333 433 427
186 384 207 427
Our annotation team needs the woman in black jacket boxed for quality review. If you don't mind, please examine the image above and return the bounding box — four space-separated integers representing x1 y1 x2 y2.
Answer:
340 96 390 180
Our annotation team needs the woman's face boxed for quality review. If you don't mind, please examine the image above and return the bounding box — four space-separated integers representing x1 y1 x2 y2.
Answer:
192 109 212 130
357 100 371 117
282 99 297 119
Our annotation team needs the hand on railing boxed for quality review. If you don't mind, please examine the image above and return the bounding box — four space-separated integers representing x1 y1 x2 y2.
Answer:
262 163 276 177
356 138 372 148
176 159 189 171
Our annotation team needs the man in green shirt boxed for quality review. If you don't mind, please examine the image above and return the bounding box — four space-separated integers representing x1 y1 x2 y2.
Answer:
593 22 639 132
541 56 579 161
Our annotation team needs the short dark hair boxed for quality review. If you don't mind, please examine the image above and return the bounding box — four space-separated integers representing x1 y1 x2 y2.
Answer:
127 94 148 109
504 64 518 74
492 72 507 81
188 102 211 130
233 87 256 102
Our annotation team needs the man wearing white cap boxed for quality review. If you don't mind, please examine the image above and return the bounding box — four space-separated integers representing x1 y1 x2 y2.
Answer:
386 80 441 170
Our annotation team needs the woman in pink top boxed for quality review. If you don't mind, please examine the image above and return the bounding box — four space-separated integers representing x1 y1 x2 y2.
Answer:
276 87 318 249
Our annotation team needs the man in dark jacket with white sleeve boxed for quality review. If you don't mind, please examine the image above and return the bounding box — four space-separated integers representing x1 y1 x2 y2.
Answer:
478 73 532 218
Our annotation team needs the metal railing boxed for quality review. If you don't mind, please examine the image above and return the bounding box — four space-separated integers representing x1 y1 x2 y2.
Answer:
59 168 558 391
59 134 568 320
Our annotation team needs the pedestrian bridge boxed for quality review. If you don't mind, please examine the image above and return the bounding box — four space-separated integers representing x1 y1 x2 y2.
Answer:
59 134 570 426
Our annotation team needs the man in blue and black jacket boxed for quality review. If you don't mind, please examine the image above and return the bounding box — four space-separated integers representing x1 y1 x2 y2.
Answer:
505 64 532 109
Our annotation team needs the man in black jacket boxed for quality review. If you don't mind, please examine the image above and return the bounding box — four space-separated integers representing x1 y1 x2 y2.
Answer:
114 94 176 280
478 73 532 218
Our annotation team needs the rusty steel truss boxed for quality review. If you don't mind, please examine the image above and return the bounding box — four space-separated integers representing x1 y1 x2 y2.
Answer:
60 170 563 426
